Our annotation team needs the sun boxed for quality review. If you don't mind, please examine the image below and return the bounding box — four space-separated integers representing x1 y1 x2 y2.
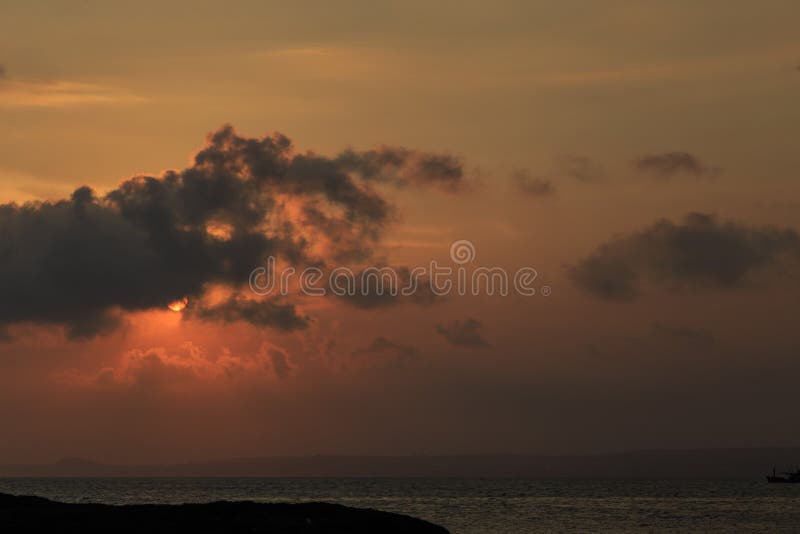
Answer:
167 297 188 312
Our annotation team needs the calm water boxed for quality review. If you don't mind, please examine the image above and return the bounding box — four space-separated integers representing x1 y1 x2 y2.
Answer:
1 477 798 532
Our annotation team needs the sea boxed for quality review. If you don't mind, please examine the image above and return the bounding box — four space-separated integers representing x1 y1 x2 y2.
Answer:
1 477 799 532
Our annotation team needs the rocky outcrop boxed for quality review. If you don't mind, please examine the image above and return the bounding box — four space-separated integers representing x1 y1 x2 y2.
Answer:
0 493 449 533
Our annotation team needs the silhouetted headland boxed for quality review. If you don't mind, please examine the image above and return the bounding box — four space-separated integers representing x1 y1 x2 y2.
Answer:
0 493 448 533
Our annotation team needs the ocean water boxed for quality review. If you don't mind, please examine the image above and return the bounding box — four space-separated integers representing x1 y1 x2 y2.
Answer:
1 477 799 533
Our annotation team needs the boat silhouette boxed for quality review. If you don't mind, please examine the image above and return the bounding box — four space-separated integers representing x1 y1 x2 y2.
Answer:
767 466 800 483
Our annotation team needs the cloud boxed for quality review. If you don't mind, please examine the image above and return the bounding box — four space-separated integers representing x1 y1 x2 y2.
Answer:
511 156 599 197
0 126 465 338
187 295 309 331
634 151 719 178
0 64 6 79
266 347 292 379
569 213 800 299
59 345 227 388
532 47 800 88
559 155 603 183
332 266 439 309
57 342 291 390
337 146 465 193
513 170 554 197
0 77 144 108
436 318 489 348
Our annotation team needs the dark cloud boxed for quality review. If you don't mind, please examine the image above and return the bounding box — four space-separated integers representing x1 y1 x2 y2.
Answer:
0 126 464 338
0 64 6 79
652 323 715 347
187 296 309 331
559 155 603 183
513 171 554 197
634 151 719 178
267 347 292 379
569 212 800 299
436 318 489 348
337 146 464 193
333 266 439 309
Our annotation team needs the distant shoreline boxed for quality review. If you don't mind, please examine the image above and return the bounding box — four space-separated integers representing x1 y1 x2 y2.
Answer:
2 447 798 478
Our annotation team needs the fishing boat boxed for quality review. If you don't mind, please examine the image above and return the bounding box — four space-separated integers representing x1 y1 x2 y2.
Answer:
767 467 800 483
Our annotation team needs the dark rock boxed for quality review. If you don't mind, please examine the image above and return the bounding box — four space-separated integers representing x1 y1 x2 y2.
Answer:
0 492 449 533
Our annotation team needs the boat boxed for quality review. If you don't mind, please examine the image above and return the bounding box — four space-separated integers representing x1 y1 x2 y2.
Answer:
767 467 800 483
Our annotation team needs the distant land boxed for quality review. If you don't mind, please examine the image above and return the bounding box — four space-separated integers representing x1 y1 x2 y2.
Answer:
0 493 448 533
2 448 799 478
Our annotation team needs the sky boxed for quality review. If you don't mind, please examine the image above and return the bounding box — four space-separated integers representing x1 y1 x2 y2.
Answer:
1 0 799 464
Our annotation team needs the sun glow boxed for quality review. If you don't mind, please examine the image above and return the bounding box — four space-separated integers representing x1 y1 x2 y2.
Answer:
167 298 188 312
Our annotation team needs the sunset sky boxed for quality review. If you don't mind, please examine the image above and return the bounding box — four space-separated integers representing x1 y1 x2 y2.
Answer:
1 1 799 465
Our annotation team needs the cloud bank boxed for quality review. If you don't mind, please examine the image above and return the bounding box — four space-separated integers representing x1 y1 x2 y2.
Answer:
0 126 465 338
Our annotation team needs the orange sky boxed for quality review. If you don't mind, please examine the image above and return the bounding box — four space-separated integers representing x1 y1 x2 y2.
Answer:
1 0 800 464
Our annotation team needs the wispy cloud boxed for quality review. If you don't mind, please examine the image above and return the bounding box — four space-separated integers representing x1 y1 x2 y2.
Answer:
513 170 554 197
531 46 800 88
436 318 490 349
634 151 720 178
55 342 291 390
0 168 73 202
0 78 145 108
